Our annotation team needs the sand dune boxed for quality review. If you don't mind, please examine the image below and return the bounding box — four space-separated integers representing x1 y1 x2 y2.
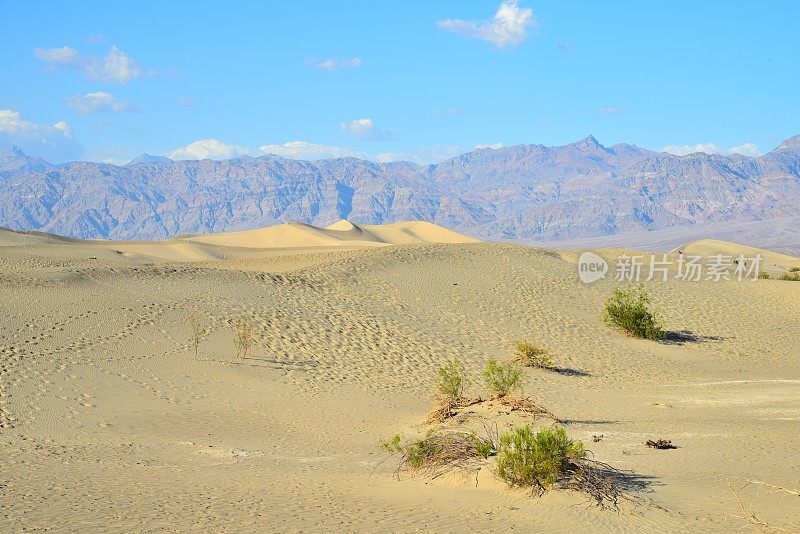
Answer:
673 238 800 273
0 220 478 262
1 224 799 532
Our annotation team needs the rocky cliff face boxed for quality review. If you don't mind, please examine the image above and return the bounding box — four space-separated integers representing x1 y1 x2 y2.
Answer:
0 136 798 242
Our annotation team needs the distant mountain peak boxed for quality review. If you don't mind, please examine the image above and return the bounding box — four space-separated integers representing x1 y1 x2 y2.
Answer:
775 135 800 151
126 153 172 165
572 135 603 150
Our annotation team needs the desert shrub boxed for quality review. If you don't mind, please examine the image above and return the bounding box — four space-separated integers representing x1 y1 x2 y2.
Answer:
436 361 467 400
232 316 256 358
758 271 772 280
483 358 524 398
186 312 207 357
602 284 665 340
381 431 494 473
513 340 553 369
778 272 800 281
789 267 800 272
497 425 585 491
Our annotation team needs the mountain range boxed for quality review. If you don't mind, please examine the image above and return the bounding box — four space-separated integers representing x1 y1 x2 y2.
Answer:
1 136 799 250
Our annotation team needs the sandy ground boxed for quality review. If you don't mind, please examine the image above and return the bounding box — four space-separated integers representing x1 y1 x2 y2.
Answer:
1 221 799 533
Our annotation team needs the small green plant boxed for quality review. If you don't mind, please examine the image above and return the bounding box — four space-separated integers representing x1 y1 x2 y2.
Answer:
436 361 467 400
778 272 800 281
471 436 494 458
187 312 207 358
513 340 553 369
789 267 800 272
232 316 256 358
483 358 524 398
496 425 585 491
602 284 665 340
758 271 772 280
379 434 402 453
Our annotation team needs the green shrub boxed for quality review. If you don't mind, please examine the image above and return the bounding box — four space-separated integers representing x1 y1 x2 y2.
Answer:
497 425 585 489
778 272 800 281
758 271 772 280
436 361 467 400
513 340 553 369
602 284 665 340
379 434 402 453
483 358 524 398
789 267 800 272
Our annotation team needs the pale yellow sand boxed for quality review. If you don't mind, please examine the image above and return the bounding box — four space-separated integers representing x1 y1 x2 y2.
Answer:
1 223 799 532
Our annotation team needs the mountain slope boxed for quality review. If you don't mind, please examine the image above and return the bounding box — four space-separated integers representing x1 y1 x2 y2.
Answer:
0 136 798 245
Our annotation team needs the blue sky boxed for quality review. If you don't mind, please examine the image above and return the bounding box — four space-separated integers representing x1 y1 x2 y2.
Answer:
1 1 798 164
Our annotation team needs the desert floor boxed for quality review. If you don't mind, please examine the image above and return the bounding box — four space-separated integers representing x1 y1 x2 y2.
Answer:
1 223 799 533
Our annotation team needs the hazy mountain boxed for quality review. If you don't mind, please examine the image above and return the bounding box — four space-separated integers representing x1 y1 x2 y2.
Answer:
126 153 173 166
0 136 798 247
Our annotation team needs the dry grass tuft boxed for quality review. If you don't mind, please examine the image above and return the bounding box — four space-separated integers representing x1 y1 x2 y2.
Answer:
513 340 553 369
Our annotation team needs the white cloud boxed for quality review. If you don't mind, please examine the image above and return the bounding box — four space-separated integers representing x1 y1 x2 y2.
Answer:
437 1 536 48
259 141 365 160
34 44 150 84
33 46 79 70
64 92 132 114
167 139 252 160
661 142 761 157
0 109 83 162
340 117 396 141
307 57 362 71
598 106 623 115
728 142 761 157
84 45 142 84
474 142 503 149
166 138 466 164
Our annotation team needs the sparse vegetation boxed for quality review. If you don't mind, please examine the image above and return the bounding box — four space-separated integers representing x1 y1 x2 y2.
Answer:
513 340 553 369
778 271 800 281
232 316 256 358
436 361 467 401
381 430 495 474
758 270 772 280
496 425 585 490
186 312 207 358
789 267 800 272
483 358 524 398
602 284 665 340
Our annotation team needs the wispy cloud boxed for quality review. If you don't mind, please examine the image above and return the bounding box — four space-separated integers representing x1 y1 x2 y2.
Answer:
0 109 83 162
306 58 362 71
174 96 196 107
598 106 623 115
662 142 761 157
340 118 397 141
259 141 365 160
437 1 536 48
34 44 164 84
64 92 133 114
434 108 461 117
33 46 79 70
376 144 463 164
166 139 366 161
166 138 468 164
